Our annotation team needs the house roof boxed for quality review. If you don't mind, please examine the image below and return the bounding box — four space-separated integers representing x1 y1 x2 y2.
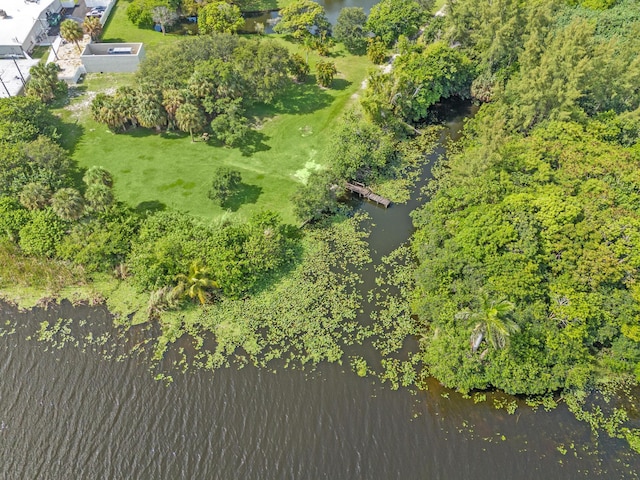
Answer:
0 0 57 49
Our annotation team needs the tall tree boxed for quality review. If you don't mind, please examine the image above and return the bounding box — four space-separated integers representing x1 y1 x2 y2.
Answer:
456 291 519 351
198 1 244 34
365 0 426 47
207 167 241 205
84 183 114 212
152 5 179 35
60 19 84 52
175 102 207 141
334 7 368 54
136 87 167 131
273 0 331 41
26 62 61 103
161 89 186 129
83 16 103 41
19 182 51 210
83 166 114 187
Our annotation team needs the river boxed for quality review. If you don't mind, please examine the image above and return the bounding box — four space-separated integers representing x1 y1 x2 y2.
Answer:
1 104 639 479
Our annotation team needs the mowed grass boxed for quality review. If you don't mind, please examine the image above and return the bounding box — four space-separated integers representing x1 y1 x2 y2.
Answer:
59 41 371 224
101 0 185 48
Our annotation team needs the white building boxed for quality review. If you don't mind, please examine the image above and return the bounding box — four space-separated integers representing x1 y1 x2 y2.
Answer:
81 43 146 74
0 0 62 57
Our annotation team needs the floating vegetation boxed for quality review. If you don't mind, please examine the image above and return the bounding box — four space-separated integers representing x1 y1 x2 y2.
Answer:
151 213 373 372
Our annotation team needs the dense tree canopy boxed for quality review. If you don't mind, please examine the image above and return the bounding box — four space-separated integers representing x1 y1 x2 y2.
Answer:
334 7 368 54
365 0 426 47
94 35 297 140
411 0 640 399
198 1 244 34
273 0 331 41
362 41 473 126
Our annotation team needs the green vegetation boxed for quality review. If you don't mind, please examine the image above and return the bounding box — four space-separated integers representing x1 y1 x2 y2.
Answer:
334 7 368 55
60 37 370 223
198 1 244 34
2 0 639 457
207 167 242 206
365 0 430 47
405 0 640 448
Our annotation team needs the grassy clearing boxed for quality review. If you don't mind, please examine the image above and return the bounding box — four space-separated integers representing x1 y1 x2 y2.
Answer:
57 40 371 224
101 0 185 48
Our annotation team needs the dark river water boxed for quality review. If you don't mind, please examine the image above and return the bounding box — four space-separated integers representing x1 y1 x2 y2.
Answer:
1 104 639 479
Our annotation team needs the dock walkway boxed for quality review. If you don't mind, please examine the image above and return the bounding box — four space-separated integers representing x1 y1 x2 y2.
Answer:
345 182 391 208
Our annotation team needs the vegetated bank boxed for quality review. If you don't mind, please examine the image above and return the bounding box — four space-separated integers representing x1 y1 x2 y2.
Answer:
2 0 640 455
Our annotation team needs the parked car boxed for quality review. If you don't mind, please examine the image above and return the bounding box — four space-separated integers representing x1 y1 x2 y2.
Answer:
86 8 104 17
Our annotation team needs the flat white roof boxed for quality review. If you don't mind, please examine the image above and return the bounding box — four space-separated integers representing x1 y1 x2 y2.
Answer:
0 0 57 48
0 57 39 98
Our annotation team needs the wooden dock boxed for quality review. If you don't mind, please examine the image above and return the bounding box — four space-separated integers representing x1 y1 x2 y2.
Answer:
345 182 391 208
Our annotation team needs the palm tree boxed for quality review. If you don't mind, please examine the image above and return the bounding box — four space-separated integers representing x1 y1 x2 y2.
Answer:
60 19 84 53
83 16 103 41
19 182 51 210
83 166 113 187
173 261 219 305
84 183 114 212
114 86 138 128
136 87 167 131
316 60 337 88
161 89 185 129
456 290 519 352
51 187 84 221
175 102 206 142
26 62 60 102
92 93 128 131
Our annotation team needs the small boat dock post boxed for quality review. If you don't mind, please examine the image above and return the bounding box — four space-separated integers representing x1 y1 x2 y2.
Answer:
344 181 391 208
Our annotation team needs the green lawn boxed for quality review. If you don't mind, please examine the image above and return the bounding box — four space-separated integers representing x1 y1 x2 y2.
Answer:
102 0 295 47
101 0 186 48
58 41 371 224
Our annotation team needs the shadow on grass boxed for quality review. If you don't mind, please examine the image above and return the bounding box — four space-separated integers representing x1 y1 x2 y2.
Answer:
239 129 270 157
329 78 352 91
52 115 85 155
268 79 333 115
135 200 167 214
223 183 263 211
124 127 158 138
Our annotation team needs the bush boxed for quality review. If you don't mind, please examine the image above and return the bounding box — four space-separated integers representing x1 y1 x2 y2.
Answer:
0 197 31 242
18 208 65 257
367 39 387 64
208 167 242 206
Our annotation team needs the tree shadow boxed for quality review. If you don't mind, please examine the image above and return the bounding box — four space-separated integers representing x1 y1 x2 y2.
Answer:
329 78 352 91
238 129 271 157
124 127 159 138
326 49 346 58
160 130 187 140
51 115 85 155
265 79 334 116
135 200 166 214
223 183 263 211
